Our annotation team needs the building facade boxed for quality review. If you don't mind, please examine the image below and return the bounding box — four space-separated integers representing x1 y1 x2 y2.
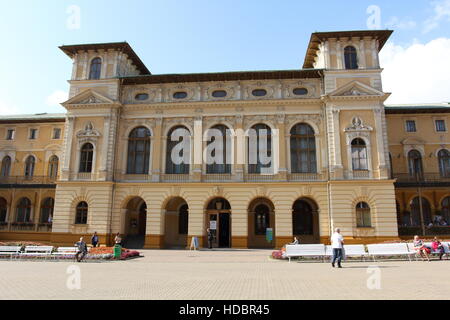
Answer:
0 30 449 248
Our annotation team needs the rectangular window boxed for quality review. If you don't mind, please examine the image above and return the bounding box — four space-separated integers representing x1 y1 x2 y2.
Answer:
6 129 15 140
406 120 416 132
29 128 37 140
435 120 446 132
52 128 61 139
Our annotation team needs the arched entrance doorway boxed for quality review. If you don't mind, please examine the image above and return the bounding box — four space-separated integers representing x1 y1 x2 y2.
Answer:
205 198 231 248
292 198 320 243
123 197 147 249
248 198 275 248
164 197 189 248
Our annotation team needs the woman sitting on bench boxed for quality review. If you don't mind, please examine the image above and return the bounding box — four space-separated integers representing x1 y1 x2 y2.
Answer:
413 235 430 262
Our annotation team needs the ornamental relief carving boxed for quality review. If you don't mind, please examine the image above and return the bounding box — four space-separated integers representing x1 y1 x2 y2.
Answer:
121 79 321 105
285 114 323 133
282 80 318 99
344 117 373 132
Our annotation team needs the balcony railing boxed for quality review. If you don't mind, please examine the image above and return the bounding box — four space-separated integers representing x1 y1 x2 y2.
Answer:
287 173 320 181
160 174 191 183
115 173 152 182
0 222 52 232
0 176 57 185
244 173 277 182
352 170 370 179
202 173 233 182
394 173 450 184
10 222 36 232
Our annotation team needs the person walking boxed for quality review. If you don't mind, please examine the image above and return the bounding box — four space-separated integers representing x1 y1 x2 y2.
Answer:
207 228 213 249
75 237 88 262
91 231 99 248
331 228 344 268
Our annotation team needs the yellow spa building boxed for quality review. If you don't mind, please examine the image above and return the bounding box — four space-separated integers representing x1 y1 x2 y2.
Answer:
0 30 449 249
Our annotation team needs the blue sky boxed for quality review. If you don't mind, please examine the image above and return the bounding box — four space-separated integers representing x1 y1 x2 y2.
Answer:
0 0 449 115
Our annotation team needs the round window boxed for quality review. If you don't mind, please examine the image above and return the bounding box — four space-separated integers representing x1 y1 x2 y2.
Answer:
212 90 227 98
293 88 308 96
252 89 267 97
173 91 188 99
135 93 149 101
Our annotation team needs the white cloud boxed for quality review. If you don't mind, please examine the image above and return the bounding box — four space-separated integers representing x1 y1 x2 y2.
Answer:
0 100 21 115
423 0 450 33
380 37 450 104
46 90 68 107
385 16 417 30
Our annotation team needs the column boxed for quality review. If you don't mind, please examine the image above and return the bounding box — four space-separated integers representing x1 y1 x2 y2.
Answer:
276 114 287 180
61 116 74 181
151 117 163 182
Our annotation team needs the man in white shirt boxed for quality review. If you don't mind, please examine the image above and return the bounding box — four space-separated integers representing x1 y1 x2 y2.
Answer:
331 228 344 268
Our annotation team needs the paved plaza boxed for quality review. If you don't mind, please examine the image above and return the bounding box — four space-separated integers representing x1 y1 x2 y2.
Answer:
0 249 449 300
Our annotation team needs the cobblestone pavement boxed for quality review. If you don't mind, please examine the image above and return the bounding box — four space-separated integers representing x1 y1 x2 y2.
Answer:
0 249 449 300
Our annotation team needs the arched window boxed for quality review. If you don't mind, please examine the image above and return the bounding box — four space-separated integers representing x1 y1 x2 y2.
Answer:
356 202 371 227
344 46 358 69
442 197 450 224
89 57 102 80
127 127 151 174
79 143 94 173
351 138 368 171
40 198 54 223
165 126 190 174
410 197 431 226
248 124 272 174
0 197 7 222
438 149 450 178
1 156 11 177
16 198 31 222
24 156 35 178
254 204 270 235
206 125 231 174
290 123 316 173
408 150 423 179
48 155 59 178
292 200 313 235
178 204 189 235
75 201 88 224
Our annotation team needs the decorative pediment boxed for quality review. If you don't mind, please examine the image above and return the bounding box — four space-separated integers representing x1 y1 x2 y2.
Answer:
62 89 116 107
328 81 386 99
344 117 373 132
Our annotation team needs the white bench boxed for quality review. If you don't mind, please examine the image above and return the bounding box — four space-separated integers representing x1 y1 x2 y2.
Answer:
22 246 54 259
0 246 22 259
285 244 325 262
325 245 368 261
367 243 415 261
51 247 78 258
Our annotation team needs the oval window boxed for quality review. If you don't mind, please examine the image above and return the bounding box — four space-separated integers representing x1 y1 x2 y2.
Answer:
173 91 188 99
135 93 149 101
293 88 308 96
252 89 267 97
212 90 227 98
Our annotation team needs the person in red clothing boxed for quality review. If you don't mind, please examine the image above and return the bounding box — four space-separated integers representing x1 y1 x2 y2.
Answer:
431 237 445 260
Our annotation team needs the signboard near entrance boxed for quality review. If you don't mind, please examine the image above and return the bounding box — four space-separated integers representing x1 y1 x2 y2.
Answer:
266 228 273 242
209 221 217 230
